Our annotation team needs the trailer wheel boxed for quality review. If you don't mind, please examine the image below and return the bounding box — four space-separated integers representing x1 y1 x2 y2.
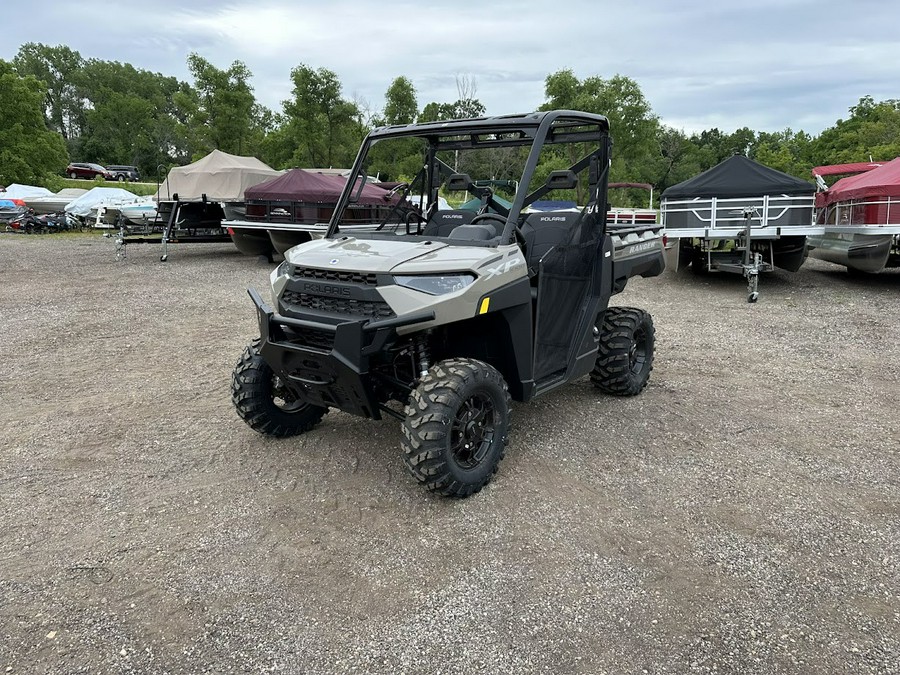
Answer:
231 339 327 437
591 307 655 396
401 358 511 498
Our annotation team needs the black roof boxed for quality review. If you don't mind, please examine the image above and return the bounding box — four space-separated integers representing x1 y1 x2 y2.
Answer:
662 155 815 199
368 110 610 140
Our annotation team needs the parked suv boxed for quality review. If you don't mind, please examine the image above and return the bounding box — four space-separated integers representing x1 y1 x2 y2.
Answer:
66 162 112 180
106 165 141 182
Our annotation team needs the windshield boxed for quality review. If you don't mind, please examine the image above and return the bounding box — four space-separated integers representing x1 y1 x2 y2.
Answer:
327 115 610 247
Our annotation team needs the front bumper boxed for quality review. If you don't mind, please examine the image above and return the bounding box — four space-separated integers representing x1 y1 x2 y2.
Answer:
249 287 433 419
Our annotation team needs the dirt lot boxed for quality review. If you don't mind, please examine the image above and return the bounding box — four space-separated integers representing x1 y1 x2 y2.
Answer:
1 234 898 674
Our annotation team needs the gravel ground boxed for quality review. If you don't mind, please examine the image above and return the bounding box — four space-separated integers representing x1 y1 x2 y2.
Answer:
1 234 898 674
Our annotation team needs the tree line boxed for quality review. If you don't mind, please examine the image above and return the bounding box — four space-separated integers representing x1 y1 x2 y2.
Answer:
2 42 899 206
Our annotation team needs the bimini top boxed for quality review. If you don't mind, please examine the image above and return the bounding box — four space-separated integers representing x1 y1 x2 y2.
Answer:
662 155 815 199
245 168 392 205
816 157 900 207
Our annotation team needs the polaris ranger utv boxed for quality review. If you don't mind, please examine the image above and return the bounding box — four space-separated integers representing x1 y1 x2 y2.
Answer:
232 110 665 497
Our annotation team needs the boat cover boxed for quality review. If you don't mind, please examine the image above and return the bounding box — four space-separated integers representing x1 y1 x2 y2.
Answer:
1 184 54 199
64 187 141 216
155 150 281 202
816 157 900 207
55 188 89 199
662 155 814 199
245 168 392 205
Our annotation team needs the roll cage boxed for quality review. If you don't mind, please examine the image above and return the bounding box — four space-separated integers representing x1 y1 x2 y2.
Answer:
325 110 612 246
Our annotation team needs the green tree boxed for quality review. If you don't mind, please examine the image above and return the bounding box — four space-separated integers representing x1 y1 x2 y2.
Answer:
13 43 85 142
185 53 261 156
382 76 417 125
75 59 195 177
540 70 660 204
274 64 364 169
651 126 703 194
751 128 814 179
811 96 900 165
690 126 758 170
420 75 486 122
0 60 68 185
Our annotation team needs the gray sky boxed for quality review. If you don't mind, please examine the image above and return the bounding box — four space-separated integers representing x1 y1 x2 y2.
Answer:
4 0 897 135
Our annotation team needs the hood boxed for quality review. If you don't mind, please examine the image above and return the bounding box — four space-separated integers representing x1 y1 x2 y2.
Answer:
391 243 509 274
285 237 452 273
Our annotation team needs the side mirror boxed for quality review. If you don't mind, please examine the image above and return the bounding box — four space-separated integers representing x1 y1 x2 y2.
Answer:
445 173 474 192
546 170 578 190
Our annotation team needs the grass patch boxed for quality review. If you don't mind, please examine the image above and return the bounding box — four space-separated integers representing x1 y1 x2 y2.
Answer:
55 178 159 196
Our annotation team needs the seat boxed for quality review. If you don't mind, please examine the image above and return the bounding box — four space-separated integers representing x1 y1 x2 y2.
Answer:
519 211 582 277
421 210 475 237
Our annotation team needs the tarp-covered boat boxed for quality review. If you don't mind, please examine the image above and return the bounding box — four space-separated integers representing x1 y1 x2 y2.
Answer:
25 188 88 215
118 150 282 261
155 149 282 202
64 187 142 226
224 169 400 254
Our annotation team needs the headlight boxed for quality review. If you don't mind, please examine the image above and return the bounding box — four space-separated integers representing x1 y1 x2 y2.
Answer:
393 274 475 295
270 261 292 305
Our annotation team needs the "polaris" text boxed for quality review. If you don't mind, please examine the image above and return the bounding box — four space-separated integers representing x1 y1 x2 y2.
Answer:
303 283 352 296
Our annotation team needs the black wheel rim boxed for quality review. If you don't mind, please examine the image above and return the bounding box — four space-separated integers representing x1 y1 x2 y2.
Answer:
271 375 307 413
629 327 648 375
450 392 496 469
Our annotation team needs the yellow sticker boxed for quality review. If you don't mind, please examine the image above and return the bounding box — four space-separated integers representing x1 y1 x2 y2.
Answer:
479 297 490 314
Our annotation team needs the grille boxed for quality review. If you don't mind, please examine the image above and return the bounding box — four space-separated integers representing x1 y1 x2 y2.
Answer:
292 267 378 286
282 291 395 320
283 326 334 351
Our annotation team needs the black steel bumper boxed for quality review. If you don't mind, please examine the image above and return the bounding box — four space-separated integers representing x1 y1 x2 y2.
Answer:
249 287 432 419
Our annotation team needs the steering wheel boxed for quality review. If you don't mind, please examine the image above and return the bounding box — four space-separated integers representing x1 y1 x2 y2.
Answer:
513 225 528 251
476 194 510 219
470 213 506 237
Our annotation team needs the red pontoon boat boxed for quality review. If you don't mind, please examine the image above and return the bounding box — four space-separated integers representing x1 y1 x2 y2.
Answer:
809 159 900 273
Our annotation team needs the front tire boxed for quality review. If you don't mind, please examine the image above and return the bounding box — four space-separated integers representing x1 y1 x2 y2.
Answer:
231 339 327 437
401 358 511 498
591 307 655 396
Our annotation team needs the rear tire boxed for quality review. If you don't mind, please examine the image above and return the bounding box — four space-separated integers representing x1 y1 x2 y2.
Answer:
69 172 77 179
401 358 511 498
591 307 655 396
232 339 327 437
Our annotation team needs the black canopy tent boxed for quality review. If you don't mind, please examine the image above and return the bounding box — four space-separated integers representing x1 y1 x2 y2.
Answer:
662 155 814 200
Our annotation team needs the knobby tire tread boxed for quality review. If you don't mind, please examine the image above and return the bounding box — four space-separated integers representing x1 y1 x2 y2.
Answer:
590 306 655 396
231 339 327 437
401 358 511 498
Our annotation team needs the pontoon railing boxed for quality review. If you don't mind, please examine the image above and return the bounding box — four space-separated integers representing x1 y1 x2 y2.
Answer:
818 196 900 230
662 194 820 238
